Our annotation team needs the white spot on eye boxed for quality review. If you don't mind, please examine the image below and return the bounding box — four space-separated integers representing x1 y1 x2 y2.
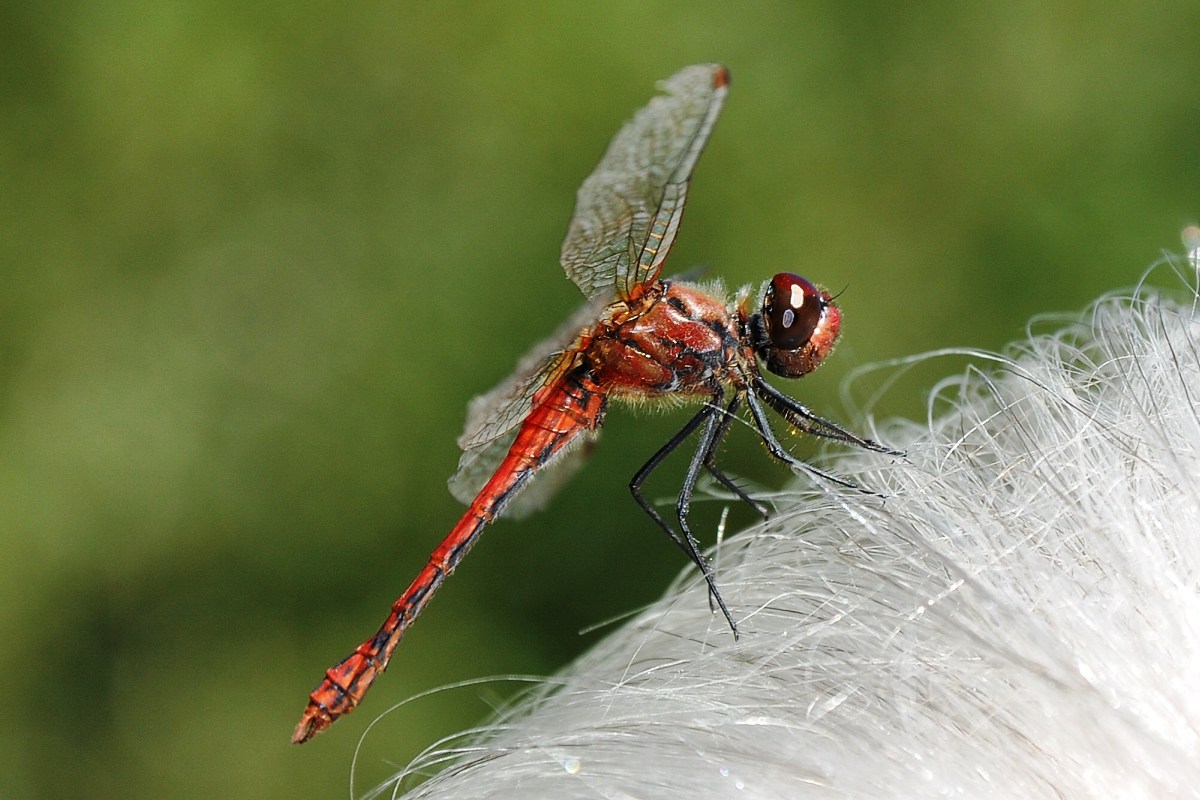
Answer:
781 309 795 329
788 282 805 308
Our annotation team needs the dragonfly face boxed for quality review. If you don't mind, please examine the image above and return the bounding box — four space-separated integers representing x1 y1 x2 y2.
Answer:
747 273 842 380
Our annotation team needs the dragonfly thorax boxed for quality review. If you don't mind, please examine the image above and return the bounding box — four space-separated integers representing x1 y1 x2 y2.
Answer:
584 281 740 398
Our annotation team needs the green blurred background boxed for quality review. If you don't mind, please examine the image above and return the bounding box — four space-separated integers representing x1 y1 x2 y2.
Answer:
3 3 1198 797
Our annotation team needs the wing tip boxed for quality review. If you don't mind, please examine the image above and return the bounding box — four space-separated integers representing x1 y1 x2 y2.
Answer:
712 64 731 90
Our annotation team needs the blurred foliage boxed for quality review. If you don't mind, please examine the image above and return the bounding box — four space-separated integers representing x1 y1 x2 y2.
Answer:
2 2 1198 797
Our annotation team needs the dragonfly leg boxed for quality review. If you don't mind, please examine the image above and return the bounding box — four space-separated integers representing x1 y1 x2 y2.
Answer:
629 390 739 637
702 394 769 519
742 388 864 489
751 376 903 456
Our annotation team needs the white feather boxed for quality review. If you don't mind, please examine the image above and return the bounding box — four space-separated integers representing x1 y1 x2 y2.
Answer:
368 255 1200 799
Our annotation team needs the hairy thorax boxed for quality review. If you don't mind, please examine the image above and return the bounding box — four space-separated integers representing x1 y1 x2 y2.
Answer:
584 282 743 400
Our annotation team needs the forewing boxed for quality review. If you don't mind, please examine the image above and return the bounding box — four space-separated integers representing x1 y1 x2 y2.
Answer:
560 64 729 301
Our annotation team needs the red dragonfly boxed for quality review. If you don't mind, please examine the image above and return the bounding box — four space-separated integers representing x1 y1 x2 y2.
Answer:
293 63 895 744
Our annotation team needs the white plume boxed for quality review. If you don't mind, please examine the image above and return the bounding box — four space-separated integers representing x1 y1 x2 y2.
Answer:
368 254 1200 799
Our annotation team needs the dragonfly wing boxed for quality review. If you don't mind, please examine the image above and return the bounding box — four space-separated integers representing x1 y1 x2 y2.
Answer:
449 426 600 519
504 429 599 517
456 294 607 453
450 294 610 514
560 63 729 301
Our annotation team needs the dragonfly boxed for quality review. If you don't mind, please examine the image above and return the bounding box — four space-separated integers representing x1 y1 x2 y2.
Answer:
293 63 896 744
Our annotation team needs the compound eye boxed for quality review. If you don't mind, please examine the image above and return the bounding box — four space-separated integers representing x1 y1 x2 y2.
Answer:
764 273 824 350
755 272 841 379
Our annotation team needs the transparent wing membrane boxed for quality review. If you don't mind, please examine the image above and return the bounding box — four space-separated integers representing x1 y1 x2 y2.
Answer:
449 292 613 513
449 427 600 518
561 64 729 301
455 295 605 454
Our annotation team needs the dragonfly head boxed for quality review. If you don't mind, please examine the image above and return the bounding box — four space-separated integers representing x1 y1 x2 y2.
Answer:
748 273 841 379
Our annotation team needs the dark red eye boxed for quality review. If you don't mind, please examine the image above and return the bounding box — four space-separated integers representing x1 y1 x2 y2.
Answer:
764 273 823 350
756 272 841 378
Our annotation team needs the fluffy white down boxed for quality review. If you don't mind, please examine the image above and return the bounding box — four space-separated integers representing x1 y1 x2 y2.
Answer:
371 257 1200 799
